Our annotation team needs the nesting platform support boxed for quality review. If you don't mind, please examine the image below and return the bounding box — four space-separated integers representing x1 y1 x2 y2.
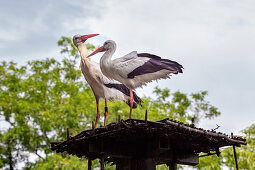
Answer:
51 116 246 169
115 159 177 170
115 158 155 170
84 132 198 169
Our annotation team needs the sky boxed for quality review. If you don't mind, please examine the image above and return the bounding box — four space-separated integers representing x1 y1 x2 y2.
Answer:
1 0 255 136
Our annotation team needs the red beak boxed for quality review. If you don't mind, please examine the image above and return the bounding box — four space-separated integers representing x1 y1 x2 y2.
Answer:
87 46 106 58
81 34 99 43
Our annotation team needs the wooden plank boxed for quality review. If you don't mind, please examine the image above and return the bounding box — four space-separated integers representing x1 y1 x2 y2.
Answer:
176 153 199 166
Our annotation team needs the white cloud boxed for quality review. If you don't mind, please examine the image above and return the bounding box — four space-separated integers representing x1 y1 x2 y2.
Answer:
0 0 105 62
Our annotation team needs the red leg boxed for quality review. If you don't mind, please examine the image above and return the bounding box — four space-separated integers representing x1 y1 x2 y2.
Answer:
95 101 100 128
104 99 108 126
129 89 134 119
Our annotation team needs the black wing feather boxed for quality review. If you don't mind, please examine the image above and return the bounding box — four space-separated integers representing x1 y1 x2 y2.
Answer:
104 83 142 107
127 53 183 78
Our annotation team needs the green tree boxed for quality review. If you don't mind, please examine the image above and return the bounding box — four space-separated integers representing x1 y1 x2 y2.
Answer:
194 124 254 170
1 36 247 170
221 124 255 169
0 40 97 169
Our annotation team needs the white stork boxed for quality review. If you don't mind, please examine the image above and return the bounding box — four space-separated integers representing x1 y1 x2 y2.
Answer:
88 40 183 118
73 35 142 127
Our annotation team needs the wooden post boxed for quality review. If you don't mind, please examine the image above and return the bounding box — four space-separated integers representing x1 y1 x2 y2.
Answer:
100 157 105 170
168 162 177 170
117 158 156 170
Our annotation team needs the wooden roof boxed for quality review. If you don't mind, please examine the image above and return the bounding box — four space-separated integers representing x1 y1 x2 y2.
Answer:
51 118 246 166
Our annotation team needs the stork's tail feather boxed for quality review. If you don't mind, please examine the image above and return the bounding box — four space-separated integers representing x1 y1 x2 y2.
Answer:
104 83 143 106
126 90 142 108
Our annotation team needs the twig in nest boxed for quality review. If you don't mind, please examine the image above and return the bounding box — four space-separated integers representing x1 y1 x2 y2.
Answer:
212 124 220 131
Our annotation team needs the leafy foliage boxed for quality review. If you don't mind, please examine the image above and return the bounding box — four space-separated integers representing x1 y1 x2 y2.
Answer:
195 155 222 170
220 124 255 169
34 154 89 170
0 36 251 169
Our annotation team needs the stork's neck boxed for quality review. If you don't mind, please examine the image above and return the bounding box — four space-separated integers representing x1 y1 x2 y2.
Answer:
77 43 91 70
77 44 88 59
100 47 115 78
101 46 116 63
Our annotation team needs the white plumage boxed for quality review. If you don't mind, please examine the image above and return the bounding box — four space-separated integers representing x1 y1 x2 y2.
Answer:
88 40 183 118
100 51 150 88
73 35 141 127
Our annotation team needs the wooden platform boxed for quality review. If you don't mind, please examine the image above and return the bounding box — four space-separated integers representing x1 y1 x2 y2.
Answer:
51 118 246 169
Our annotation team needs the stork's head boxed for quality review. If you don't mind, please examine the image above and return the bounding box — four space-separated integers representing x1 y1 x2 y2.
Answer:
87 40 116 57
102 40 116 50
72 34 99 47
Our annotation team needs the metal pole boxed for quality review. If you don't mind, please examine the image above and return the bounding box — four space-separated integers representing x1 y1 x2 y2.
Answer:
145 110 148 126
118 115 121 129
92 121 95 135
88 158 92 170
233 146 239 170
67 128 69 139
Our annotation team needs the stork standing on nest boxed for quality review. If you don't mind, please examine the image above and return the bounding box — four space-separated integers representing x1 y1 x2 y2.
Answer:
73 35 142 127
88 40 183 118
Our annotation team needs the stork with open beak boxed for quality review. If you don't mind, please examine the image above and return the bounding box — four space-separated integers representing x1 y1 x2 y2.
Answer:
88 40 183 118
73 35 142 127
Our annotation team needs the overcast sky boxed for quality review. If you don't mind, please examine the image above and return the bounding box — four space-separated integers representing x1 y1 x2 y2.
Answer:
1 0 254 135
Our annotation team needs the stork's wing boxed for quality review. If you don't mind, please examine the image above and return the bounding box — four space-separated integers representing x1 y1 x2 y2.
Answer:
81 59 142 107
127 53 183 78
90 60 142 105
122 51 137 60
111 51 150 78
104 83 142 105
112 51 138 63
